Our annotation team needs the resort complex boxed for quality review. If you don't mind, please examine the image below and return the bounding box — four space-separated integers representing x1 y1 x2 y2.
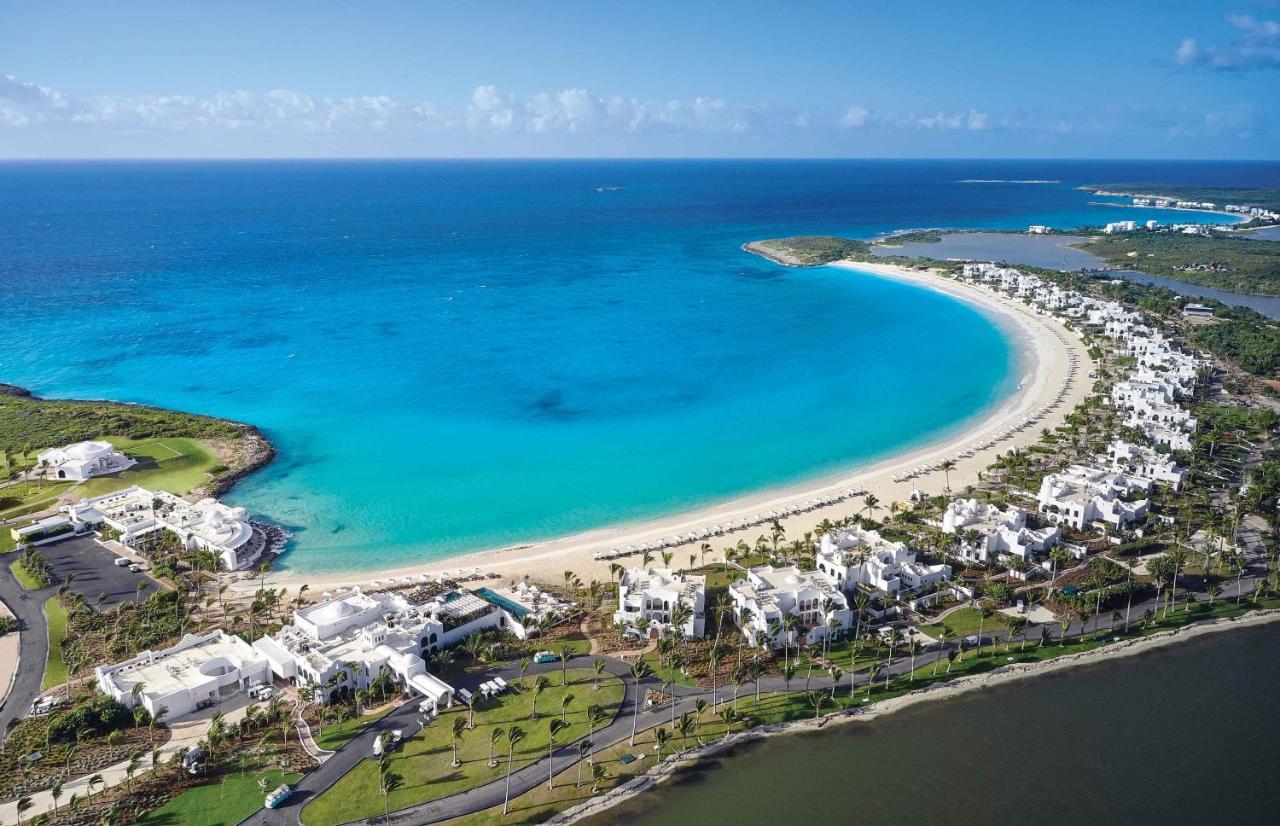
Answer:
4 194 1280 826
63 485 267 571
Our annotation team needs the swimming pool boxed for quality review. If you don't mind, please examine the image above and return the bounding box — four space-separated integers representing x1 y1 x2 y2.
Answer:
474 587 530 618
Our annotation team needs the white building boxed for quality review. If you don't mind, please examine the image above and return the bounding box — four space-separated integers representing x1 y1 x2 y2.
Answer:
252 584 547 710
64 485 266 571
1037 465 1150 531
96 630 271 719
613 567 706 638
815 526 950 596
37 441 134 481
941 498 1060 564
1028 225 1050 234
1107 440 1187 489
729 565 852 650
1102 220 1138 234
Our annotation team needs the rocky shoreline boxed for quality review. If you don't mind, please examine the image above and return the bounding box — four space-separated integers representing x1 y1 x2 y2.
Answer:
553 607 1280 824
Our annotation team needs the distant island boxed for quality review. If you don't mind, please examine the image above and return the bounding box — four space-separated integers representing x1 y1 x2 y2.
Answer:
1081 183 1280 215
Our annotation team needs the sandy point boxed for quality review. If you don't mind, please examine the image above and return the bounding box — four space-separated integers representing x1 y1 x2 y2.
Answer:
240 261 1095 595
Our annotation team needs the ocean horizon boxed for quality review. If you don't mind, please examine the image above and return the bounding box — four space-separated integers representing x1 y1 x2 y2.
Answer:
1 159 1270 573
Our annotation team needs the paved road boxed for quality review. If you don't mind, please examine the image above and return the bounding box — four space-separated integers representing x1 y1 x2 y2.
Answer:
244 560 1275 826
0 550 55 744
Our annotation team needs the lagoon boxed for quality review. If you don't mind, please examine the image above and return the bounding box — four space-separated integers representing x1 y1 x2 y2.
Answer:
594 622 1280 826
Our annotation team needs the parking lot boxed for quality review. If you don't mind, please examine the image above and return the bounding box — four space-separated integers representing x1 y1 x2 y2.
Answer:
37 534 161 608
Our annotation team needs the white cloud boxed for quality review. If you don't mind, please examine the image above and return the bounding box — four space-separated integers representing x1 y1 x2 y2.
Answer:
894 109 993 131
1175 14 1280 70
838 105 870 128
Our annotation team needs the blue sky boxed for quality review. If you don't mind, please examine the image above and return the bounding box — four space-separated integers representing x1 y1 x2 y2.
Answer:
1 0 1277 158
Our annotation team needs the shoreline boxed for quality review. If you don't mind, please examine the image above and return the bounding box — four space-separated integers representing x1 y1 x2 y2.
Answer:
248 260 1091 591
557 607 1280 824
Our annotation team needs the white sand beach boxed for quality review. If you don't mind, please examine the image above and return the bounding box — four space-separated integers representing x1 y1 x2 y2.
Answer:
246 261 1093 594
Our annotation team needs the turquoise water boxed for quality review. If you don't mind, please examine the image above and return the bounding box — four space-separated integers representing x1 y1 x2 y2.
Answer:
0 160 1259 573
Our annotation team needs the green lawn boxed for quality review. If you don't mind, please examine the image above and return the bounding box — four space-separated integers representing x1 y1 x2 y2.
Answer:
137 768 301 826
0 531 14 553
75 437 221 497
0 480 73 518
639 650 697 688
919 606 994 640
40 596 69 690
314 705 396 751
8 558 44 590
301 669 625 826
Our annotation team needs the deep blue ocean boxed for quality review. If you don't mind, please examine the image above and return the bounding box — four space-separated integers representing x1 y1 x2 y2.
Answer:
0 160 1270 573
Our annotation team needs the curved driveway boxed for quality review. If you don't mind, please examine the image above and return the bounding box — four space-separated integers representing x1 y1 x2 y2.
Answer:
0 550 55 742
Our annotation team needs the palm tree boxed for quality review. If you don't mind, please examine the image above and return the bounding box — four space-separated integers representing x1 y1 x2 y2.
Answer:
591 762 610 793
557 645 574 685
547 718 568 789
676 711 695 753
15 796 32 826
592 659 606 690
828 666 843 699
87 773 103 800
865 663 881 699
559 692 574 724
502 726 526 815
450 716 466 767
628 659 651 746
576 738 593 787
940 459 957 493
485 726 505 768
377 760 403 821
530 675 550 719
808 690 829 719
1166 547 1188 617
49 781 63 817
654 726 671 756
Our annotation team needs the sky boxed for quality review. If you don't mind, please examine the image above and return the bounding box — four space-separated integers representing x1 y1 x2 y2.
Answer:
1 0 1278 159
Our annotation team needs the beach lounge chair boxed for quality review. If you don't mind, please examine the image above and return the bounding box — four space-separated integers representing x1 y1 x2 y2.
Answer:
494 677 508 691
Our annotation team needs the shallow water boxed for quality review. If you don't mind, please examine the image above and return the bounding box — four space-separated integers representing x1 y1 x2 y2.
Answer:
0 160 1271 572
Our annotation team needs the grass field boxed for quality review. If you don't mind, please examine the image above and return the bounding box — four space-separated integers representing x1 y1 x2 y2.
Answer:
0 532 14 553
919 606 992 640
75 437 221 497
314 705 397 752
8 558 45 590
40 596 69 690
0 480 73 519
136 768 302 826
301 669 625 826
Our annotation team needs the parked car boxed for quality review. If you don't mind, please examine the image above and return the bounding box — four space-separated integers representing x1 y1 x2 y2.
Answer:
129 564 146 573
372 729 403 757
962 635 981 648
113 557 131 567
533 650 557 664
182 745 205 775
265 784 293 809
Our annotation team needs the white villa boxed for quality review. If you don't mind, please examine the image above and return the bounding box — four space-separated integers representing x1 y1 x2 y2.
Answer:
96 630 271 719
729 565 853 650
815 526 950 596
1037 464 1150 531
613 567 706 638
63 485 266 571
1107 440 1188 489
252 585 544 709
37 441 134 481
941 498 1060 564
